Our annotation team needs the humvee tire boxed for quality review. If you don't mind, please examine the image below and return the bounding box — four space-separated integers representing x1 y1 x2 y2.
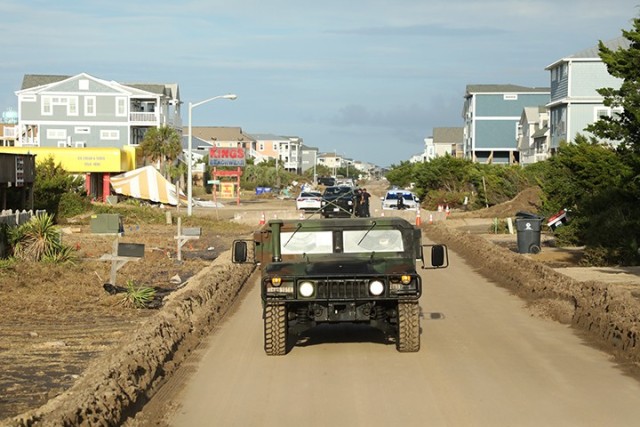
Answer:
264 303 287 356
397 301 420 352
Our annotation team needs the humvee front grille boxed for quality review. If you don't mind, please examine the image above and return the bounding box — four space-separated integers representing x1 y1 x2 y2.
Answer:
315 279 373 299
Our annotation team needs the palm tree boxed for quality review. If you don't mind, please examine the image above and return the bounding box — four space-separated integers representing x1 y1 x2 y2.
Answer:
139 126 182 178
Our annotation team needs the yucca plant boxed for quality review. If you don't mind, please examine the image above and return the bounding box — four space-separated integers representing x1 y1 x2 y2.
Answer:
121 280 156 309
42 245 76 265
10 213 75 263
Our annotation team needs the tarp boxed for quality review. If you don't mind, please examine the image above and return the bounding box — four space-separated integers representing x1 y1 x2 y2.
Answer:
110 166 186 206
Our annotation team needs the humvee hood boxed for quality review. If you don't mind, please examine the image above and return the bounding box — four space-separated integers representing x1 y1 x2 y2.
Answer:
265 258 410 276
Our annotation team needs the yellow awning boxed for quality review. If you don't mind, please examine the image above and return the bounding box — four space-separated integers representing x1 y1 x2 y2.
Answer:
0 146 137 173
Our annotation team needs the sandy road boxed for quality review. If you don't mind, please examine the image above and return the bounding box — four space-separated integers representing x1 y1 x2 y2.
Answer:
148 244 640 427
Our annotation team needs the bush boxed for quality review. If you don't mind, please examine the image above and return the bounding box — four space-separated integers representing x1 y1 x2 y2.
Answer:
10 213 75 263
58 192 92 219
121 280 156 308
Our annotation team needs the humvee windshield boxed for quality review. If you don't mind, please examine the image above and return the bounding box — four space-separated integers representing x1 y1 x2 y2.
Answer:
280 229 404 255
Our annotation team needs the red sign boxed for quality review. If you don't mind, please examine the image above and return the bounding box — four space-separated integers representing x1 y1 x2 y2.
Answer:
210 147 245 159
216 170 243 176
209 147 246 167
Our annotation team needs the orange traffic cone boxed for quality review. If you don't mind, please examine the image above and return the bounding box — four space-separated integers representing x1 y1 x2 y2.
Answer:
415 208 421 226
429 213 433 224
259 212 265 225
381 210 385 217
445 205 450 218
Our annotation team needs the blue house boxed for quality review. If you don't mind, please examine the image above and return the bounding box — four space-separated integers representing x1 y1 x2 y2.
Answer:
462 84 550 164
545 37 629 149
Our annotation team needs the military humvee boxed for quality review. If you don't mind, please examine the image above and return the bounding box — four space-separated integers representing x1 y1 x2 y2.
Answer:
232 217 448 355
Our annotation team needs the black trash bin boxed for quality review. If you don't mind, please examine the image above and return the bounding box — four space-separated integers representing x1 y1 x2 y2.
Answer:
515 213 543 254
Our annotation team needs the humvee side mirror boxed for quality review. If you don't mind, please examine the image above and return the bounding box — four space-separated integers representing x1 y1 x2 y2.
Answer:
232 240 248 263
421 244 449 269
431 245 445 266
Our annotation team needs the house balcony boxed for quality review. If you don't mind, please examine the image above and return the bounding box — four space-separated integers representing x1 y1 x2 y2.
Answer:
129 112 158 125
3 126 17 139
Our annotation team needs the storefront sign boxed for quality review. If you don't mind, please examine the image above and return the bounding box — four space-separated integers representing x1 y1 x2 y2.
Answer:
209 147 246 167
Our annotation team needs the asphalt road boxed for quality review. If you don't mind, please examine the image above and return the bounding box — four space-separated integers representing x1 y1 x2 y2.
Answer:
158 245 640 427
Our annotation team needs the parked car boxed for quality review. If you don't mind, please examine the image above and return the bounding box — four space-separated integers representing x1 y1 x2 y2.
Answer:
317 177 336 186
296 191 323 211
381 190 420 210
321 186 357 218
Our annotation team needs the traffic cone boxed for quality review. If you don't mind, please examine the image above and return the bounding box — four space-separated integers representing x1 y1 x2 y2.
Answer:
381 210 385 217
445 205 450 218
299 211 305 220
429 213 433 224
259 212 265 225
415 208 421 226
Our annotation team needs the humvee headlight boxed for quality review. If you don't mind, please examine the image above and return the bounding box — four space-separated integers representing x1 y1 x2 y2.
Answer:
401 275 412 285
299 281 315 298
270 277 282 287
369 280 384 296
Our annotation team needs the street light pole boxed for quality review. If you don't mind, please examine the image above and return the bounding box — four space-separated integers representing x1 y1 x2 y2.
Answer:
187 94 237 216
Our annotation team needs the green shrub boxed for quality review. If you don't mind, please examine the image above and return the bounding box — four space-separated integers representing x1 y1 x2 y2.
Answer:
121 280 156 308
10 213 75 263
58 192 92 219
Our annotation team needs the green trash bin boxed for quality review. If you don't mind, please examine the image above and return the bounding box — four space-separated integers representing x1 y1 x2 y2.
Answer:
515 217 542 254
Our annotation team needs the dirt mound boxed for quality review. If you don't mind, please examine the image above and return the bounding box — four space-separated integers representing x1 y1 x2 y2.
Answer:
6 251 255 426
453 187 542 219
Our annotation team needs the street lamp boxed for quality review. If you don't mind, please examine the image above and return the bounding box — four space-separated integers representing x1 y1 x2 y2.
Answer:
187 93 237 216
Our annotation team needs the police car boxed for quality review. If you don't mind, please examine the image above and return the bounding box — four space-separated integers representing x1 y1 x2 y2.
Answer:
381 190 420 210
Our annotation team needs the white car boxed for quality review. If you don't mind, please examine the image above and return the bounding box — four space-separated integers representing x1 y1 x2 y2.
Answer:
296 191 323 211
381 190 420 210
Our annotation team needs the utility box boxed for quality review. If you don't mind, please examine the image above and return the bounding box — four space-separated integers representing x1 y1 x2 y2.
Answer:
90 214 124 234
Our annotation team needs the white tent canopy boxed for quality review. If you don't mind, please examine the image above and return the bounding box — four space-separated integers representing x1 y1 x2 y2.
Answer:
110 166 186 206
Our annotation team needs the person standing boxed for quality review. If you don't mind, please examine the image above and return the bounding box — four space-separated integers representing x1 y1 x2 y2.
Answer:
361 188 371 217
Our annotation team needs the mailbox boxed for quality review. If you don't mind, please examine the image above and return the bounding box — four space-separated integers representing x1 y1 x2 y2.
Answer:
117 243 145 258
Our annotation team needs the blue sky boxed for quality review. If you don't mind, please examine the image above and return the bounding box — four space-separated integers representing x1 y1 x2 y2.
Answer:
0 1 637 167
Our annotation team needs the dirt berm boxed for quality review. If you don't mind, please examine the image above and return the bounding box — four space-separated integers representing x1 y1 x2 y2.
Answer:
6 250 255 427
6 221 640 426
425 223 640 372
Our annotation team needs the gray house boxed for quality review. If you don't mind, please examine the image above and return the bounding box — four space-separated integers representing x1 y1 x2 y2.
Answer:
517 106 550 165
462 84 550 164
300 144 319 176
8 73 181 201
545 37 629 149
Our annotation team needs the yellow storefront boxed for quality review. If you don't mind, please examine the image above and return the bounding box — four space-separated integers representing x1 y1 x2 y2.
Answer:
0 146 138 202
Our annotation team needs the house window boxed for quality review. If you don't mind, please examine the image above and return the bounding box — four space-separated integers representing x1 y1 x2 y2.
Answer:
75 126 90 134
85 96 96 116
258 142 265 151
75 141 86 148
100 130 120 140
504 94 518 100
595 107 610 120
116 97 127 116
47 129 67 139
42 96 52 115
68 96 78 116
57 141 69 148
272 142 278 150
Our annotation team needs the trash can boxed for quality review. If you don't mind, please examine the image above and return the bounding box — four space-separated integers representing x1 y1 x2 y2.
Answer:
515 215 543 254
